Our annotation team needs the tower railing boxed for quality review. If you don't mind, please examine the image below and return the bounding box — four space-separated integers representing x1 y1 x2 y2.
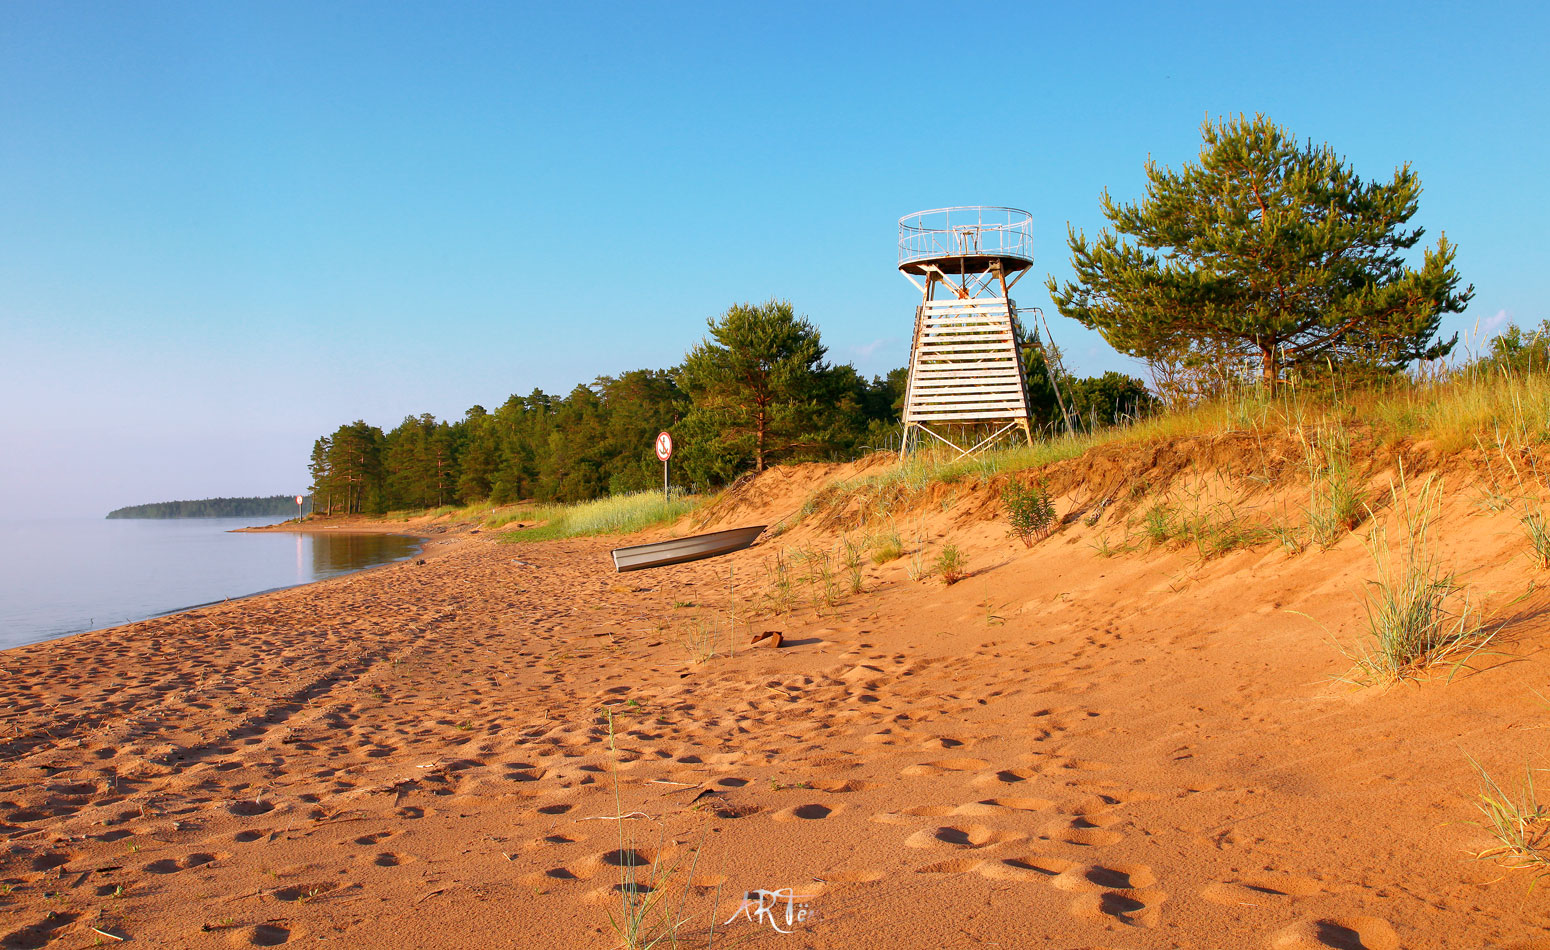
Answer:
897 206 1034 270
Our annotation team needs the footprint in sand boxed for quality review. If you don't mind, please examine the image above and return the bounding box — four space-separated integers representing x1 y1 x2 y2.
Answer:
972 767 1035 786
1268 916 1398 950
144 852 221 874
28 852 72 872
915 857 986 874
368 852 411 867
772 803 839 821
980 796 1056 812
1068 887 1168 928
904 824 1024 849
902 758 989 777
1050 863 1156 892
229 922 293 946
873 798 1055 825
819 868 885 884
1052 827 1125 847
1201 873 1321 907
979 854 1074 881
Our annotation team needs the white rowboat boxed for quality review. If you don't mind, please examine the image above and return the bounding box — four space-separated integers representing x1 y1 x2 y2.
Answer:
610 525 766 572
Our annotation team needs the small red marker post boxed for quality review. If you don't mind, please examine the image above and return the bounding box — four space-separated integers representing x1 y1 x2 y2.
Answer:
295 494 304 521
655 431 674 501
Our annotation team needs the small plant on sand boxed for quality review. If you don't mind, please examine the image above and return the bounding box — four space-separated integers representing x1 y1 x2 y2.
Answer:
796 547 838 610
600 709 714 949
1522 505 1550 569
1305 428 1367 547
839 535 865 594
677 617 724 665
869 526 904 564
1001 478 1057 548
905 524 930 582
1343 472 1494 685
1267 519 1305 556
1468 756 1550 886
934 544 967 585
1140 503 1177 546
764 550 795 614
998 477 1060 545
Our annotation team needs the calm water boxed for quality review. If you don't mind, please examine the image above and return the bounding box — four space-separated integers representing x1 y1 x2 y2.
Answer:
0 517 424 651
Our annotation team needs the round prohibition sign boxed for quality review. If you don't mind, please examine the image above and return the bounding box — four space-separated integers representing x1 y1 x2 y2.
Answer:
655 431 674 461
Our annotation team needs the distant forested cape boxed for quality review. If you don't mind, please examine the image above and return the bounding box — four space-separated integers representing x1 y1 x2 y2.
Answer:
106 495 309 519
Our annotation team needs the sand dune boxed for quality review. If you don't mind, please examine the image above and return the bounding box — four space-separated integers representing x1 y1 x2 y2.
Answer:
2 442 1548 947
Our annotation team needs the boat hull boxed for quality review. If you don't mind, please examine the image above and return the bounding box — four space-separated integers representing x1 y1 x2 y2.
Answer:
610 525 766 572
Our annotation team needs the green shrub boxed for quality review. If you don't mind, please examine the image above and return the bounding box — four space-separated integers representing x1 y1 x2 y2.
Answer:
1002 479 1056 548
935 543 967 585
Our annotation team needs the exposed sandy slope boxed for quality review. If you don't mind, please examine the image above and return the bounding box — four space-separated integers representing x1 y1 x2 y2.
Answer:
2 439 1549 949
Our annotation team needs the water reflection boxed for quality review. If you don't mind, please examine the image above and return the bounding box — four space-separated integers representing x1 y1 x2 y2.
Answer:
308 533 422 579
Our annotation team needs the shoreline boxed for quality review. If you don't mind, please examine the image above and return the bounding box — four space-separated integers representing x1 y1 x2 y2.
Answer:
4 521 437 655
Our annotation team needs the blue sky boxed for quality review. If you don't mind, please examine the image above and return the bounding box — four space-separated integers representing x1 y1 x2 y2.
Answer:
2 1 1545 516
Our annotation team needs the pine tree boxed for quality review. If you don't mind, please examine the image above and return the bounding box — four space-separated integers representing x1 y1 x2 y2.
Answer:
678 300 835 477
1047 114 1473 389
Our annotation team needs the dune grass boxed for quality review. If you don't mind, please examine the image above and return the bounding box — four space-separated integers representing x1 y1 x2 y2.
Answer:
500 491 697 542
1341 472 1496 685
1469 756 1550 887
787 364 1550 536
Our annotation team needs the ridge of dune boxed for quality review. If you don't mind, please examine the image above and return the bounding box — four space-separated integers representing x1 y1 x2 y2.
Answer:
1 434 1547 948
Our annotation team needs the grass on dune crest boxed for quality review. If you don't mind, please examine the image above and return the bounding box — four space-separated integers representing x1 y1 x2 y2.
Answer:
784 364 1550 530
500 491 698 542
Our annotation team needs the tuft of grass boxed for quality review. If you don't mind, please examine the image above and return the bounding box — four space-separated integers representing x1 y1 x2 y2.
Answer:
677 617 725 665
1469 756 1550 886
1176 502 1272 561
1523 505 1550 569
763 550 795 614
795 547 838 610
869 526 904 564
501 491 697 542
1002 479 1057 548
905 526 929 582
1304 427 1367 547
934 543 967 585
1343 472 1494 685
1267 520 1306 556
600 709 710 949
1090 534 1123 558
840 535 865 594
1140 504 1178 546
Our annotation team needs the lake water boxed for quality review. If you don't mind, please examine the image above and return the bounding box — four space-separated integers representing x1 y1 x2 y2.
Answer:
0 517 424 651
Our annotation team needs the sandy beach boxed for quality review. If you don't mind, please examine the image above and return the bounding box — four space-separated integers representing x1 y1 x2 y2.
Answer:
3 442 1549 948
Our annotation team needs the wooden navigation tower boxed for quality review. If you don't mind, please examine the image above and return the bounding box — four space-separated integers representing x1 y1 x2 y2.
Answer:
897 206 1040 458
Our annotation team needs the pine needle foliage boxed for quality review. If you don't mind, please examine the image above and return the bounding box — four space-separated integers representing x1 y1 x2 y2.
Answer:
1048 114 1473 389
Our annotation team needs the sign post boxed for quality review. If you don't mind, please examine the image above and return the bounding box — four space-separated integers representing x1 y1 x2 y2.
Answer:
295 495 304 521
655 431 674 501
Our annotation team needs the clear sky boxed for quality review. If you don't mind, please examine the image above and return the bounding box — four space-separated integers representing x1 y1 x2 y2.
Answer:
2 1 1545 516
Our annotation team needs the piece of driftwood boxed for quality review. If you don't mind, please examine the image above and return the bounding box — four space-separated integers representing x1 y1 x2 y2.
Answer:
610 525 766 572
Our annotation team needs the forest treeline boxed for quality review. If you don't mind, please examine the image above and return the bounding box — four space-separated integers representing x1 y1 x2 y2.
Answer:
107 495 308 519
306 301 1154 515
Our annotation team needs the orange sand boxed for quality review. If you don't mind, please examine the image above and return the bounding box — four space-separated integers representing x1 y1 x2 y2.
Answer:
2 443 1549 948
